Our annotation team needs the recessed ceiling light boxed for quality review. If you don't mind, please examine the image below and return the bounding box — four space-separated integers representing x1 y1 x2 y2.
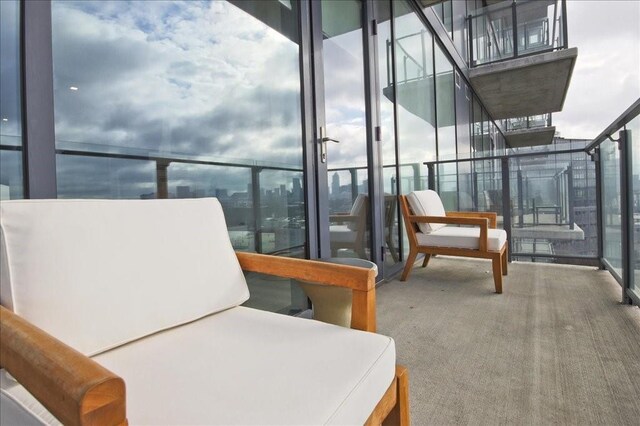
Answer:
1 118 8 122
69 86 78 91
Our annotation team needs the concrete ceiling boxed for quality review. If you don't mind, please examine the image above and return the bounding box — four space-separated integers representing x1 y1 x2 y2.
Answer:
469 48 578 120
505 126 556 148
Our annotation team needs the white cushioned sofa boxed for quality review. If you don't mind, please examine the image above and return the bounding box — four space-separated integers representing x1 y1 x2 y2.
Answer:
0 198 409 425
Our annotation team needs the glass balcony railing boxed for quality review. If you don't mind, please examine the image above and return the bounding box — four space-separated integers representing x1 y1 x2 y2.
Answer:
585 99 640 306
54 141 306 257
426 139 597 265
468 0 568 67
503 113 552 132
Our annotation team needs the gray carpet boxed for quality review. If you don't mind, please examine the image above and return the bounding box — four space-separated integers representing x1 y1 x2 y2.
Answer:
377 257 640 425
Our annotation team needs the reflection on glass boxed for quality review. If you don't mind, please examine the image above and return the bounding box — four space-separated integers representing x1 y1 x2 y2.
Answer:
51 0 306 314
375 0 400 269
394 0 435 191
434 44 456 209
57 155 156 199
0 0 24 200
602 140 622 275
322 0 371 260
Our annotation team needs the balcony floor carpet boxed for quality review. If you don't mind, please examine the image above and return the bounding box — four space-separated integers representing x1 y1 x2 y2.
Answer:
377 257 640 425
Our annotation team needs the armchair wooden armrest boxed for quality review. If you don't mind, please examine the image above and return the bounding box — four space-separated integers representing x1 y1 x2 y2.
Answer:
408 214 489 252
446 211 497 228
329 214 359 223
236 252 376 332
0 306 127 426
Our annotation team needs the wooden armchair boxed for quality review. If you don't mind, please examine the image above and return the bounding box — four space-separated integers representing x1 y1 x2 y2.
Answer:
0 198 409 425
399 190 508 293
330 193 368 258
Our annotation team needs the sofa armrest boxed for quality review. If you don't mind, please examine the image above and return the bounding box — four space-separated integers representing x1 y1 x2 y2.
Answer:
409 215 489 252
0 306 127 426
236 252 376 332
446 211 497 228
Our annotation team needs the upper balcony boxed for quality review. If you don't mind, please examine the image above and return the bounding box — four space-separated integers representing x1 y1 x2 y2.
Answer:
502 113 555 147
467 0 577 121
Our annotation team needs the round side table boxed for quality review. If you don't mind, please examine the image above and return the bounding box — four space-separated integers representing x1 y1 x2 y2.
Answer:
299 258 378 327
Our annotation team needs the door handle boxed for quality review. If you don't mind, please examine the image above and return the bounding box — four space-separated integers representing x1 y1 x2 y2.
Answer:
319 127 340 163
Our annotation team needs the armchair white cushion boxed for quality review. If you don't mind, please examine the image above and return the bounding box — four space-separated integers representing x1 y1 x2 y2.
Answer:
416 226 507 252
0 198 404 425
406 189 447 233
0 199 249 356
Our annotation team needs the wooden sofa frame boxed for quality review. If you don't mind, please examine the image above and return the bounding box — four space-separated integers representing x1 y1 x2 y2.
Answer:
399 195 508 293
0 252 409 426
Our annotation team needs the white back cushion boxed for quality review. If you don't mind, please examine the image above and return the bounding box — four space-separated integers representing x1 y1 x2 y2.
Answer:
0 198 249 356
406 190 447 234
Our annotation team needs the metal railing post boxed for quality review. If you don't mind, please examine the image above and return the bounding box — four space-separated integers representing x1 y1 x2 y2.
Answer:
427 163 436 191
567 165 575 229
251 167 262 253
561 0 568 48
155 160 170 199
592 149 605 267
619 129 634 304
511 0 518 58
349 168 358 203
517 169 524 226
501 157 512 261
468 15 474 66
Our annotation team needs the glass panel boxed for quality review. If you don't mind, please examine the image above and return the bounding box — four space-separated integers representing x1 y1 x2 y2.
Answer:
627 115 640 295
429 1 453 38
394 0 436 250
51 0 306 314
375 0 401 270
322 0 371 261
0 0 24 199
435 44 456 209
601 139 623 276
509 149 597 261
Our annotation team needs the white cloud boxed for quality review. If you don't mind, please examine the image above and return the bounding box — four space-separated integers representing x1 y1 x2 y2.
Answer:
553 0 640 139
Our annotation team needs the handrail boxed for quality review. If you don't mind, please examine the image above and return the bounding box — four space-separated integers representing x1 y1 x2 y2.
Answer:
584 98 640 152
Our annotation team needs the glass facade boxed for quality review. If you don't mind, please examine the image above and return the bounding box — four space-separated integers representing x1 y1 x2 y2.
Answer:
0 0 24 200
10 0 632 306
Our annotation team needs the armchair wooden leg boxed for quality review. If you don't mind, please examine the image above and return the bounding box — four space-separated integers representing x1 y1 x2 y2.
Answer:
502 243 508 276
383 366 410 426
492 255 503 294
400 250 417 282
421 254 431 268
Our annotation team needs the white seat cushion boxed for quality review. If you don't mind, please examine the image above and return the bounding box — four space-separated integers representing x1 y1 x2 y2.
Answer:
0 198 249 356
416 226 507 252
330 224 358 243
406 190 447 233
1 307 396 426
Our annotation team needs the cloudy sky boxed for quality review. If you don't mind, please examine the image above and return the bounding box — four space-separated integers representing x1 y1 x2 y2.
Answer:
553 0 640 139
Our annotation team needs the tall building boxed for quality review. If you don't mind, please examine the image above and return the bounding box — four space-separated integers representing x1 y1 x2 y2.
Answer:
331 172 340 196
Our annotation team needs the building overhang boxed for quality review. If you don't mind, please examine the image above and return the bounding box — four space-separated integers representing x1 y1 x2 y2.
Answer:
469 47 578 120
505 126 556 148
